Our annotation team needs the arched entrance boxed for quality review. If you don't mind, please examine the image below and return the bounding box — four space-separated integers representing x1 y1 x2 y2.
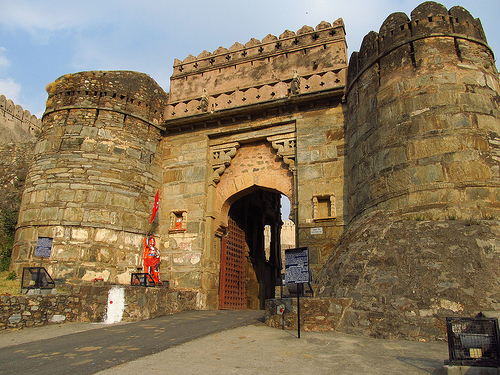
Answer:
218 189 283 310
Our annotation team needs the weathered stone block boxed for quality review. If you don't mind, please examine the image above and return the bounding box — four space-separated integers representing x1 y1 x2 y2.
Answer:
410 164 445 185
40 207 62 222
408 137 461 160
446 160 492 181
163 169 183 183
94 228 118 243
63 207 84 222
465 187 492 201
71 228 89 241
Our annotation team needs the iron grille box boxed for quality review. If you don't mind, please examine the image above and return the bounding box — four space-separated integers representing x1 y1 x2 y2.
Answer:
446 316 500 367
131 273 155 287
21 267 55 291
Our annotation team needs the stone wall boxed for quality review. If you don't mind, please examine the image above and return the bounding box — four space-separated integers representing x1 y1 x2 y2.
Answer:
76 285 197 322
0 96 40 269
11 71 169 284
1 285 197 330
1 293 80 329
0 95 41 144
265 297 352 331
296 104 345 277
317 211 500 341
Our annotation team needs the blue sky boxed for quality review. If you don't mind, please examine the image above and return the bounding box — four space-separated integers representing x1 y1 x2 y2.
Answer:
0 0 498 117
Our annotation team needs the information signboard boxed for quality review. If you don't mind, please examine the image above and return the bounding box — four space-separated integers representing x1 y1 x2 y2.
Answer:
311 227 323 235
34 237 53 258
284 247 309 284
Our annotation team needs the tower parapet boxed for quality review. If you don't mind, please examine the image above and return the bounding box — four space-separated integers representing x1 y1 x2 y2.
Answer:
347 2 491 90
165 19 347 120
45 70 167 126
345 1 500 222
12 71 169 284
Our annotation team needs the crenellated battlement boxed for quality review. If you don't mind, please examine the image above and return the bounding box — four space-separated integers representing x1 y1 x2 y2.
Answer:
172 19 345 77
0 94 41 142
166 19 347 120
45 71 169 127
347 1 492 91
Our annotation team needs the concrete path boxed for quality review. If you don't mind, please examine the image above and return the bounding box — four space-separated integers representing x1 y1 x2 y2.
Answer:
0 310 263 375
0 310 450 375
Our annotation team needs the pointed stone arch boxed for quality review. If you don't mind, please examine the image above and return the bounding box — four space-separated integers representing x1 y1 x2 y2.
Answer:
213 140 293 230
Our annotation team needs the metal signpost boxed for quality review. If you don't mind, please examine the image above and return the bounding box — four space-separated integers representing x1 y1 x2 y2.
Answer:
284 247 309 338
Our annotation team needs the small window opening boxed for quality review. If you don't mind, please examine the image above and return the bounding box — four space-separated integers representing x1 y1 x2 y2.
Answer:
312 195 336 221
169 211 187 232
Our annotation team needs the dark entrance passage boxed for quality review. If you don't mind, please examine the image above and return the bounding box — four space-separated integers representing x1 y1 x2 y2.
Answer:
218 189 283 310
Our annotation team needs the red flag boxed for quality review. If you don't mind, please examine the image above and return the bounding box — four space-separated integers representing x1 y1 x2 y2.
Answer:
150 190 159 224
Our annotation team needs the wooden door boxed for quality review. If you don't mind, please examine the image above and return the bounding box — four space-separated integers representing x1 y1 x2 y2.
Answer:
219 216 246 309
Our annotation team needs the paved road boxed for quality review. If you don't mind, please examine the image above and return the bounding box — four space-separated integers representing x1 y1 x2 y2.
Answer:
0 310 264 375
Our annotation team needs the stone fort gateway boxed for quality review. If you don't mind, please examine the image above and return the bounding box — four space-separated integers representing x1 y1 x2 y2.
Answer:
5 1 500 339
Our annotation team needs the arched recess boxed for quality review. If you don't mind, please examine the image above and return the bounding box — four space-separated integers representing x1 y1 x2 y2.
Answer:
218 187 284 310
209 140 294 309
213 140 293 231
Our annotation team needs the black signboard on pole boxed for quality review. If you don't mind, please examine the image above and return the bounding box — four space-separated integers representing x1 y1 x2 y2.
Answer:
285 247 309 284
284 247 309 338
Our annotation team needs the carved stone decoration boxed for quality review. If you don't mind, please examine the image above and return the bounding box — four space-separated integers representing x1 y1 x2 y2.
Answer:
312 194 336 221
290 70 300 95
210 142 240 183
267 133 296 171
200 88 209 112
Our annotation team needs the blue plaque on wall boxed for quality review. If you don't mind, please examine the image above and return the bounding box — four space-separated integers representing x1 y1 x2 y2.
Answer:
34 237 53 258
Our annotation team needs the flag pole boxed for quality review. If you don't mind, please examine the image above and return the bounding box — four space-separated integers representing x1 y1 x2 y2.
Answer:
148 190 160 236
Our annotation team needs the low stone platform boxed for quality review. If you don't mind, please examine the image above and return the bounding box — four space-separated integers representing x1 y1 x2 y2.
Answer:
265 297 352 331
1 284 197 330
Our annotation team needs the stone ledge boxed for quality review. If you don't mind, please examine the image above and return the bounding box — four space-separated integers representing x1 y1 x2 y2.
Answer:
265 297 352 331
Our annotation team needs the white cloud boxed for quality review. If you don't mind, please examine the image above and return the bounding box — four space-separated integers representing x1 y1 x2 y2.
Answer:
0 47 9 68
0 1 116 43
0 78 21 103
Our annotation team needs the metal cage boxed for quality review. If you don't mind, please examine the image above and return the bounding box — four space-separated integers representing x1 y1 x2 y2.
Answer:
130 273 155 287
446 316 500 367
21 267 55 291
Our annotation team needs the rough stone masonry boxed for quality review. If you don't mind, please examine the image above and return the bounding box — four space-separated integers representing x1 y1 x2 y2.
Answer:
6 1 500 339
